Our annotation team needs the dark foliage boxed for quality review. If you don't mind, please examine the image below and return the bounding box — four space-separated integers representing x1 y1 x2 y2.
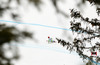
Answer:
0 0 42 20
0 0 34 65
56 8 100 63
87 0 100 5
0 24 32 65
0 0 69 20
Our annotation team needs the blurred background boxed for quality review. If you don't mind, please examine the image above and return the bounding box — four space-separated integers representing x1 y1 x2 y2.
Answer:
0 0 99 65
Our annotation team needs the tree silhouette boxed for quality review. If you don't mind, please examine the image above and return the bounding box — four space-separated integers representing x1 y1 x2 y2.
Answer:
55 1 100 65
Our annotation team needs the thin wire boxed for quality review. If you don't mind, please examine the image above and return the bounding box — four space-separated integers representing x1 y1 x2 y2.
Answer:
0 20 98 35
0 20 100 65
0 20 71 31
11 43 76 55
11 43 100 65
